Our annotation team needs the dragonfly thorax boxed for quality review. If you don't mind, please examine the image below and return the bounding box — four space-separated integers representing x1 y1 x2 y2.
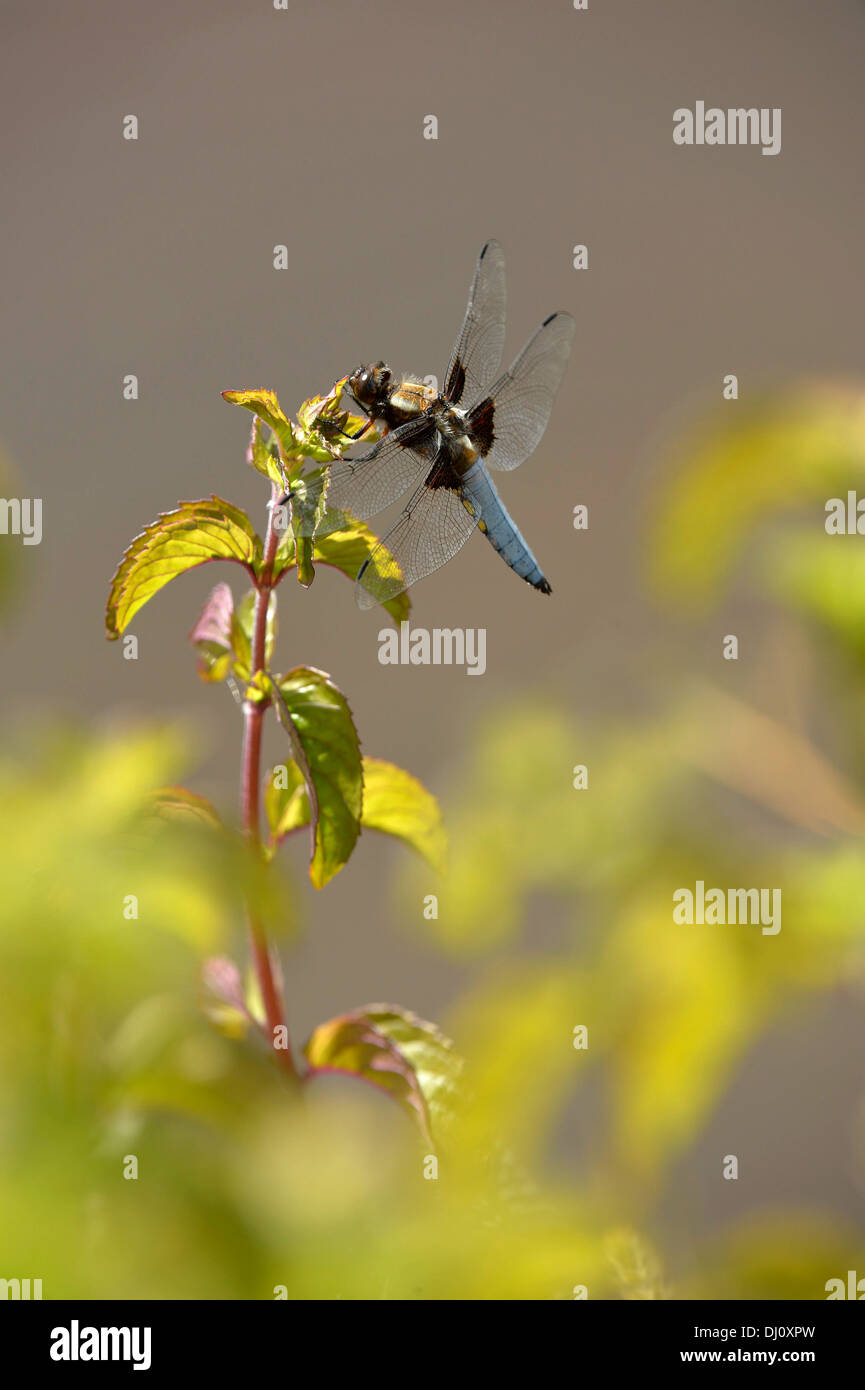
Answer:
429 400 479 475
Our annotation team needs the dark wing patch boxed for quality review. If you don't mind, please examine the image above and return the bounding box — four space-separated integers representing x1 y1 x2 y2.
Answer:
443 240 507 406
423 452 463 491
444 357 466 404
466 396 496 456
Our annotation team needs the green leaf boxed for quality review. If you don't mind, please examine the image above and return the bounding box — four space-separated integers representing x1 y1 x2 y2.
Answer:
247 415 288 490
223 379 378 477
222 388 298 464
264 760 308 843
106 498 262 639
265 756 444 871
287 473 328 588
304 1005 462 1147
295 378 376 464
274 520 411 621
270 668 363 888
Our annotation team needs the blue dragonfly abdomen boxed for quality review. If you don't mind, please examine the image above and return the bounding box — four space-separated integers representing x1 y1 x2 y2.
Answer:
458 459 551 594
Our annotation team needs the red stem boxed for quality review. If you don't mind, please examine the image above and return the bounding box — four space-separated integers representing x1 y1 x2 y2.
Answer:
241 486 298 1081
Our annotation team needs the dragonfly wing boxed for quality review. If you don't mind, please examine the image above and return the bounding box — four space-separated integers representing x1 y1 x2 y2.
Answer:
355 457 478 609
443 240 507 406
469 311 575 472
306 419 440 537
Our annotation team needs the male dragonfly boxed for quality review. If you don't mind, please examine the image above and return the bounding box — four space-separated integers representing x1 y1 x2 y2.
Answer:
310 240 574 609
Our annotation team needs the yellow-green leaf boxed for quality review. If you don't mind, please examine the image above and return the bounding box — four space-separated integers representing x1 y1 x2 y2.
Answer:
360 758 446 871
295 378 377 464
265 756 443 871
247 414 287 489
222 388 297 463
304 1004 462 1147
274 520 411 622
264 760 308 844
223 379 378 475
106 498 262 639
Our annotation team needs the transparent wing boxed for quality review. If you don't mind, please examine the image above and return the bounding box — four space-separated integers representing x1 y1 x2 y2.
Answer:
471 311 575 472
303 419 439 538
443 240 507 406
354 460 478 609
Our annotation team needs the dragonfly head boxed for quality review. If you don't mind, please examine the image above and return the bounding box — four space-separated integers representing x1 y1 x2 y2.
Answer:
349 361 391 415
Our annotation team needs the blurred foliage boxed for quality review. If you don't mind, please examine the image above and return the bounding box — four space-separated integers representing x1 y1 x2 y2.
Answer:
648 383 865 609
0 721 610 1298
6 382 865 1297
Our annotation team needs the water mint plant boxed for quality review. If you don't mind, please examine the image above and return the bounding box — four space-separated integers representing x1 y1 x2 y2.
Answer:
105 379 459 1146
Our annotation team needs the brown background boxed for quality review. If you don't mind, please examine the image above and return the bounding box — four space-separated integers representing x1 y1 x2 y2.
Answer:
3 0 865 1251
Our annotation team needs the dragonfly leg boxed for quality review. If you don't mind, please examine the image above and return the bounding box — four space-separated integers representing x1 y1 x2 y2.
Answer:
344 423 394 463
321 415 374 446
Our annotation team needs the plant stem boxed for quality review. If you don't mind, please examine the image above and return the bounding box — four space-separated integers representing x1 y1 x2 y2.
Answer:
241 486 298 1081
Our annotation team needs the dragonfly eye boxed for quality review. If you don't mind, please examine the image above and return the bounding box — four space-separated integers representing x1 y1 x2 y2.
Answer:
350 362 390 410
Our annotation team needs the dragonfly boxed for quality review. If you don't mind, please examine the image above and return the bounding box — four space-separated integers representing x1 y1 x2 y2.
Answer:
306 240 575 609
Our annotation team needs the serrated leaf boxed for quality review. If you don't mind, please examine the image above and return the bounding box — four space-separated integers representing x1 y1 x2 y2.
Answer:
224 379 378 478
304 1004 462 1147
270 667 362 888
106 498 262 639
222 388 298 464
274 520 411 621
266 755 445 872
